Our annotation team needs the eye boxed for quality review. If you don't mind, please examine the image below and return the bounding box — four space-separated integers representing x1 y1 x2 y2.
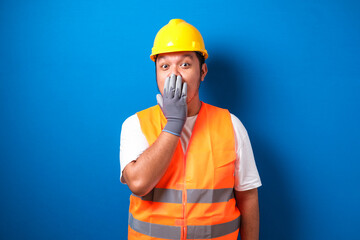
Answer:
181 63 190 68
161 64 169 70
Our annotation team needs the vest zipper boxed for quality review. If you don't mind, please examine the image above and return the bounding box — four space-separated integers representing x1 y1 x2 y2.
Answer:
182 134 194 240
182 151 187 240
181 103 202 240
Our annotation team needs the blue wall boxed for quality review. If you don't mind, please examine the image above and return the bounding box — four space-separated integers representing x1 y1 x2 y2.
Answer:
1 0 359 239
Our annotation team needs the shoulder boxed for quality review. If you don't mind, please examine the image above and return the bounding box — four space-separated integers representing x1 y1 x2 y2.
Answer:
137 105 161 116
121 105 159 129
121 114 140 130
202 103 232 123
230 113 250 143
203 103 249 139
203 102 229 113
230 114 248 135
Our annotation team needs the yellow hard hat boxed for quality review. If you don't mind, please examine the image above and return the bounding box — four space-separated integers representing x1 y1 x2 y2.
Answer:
150 19 208 61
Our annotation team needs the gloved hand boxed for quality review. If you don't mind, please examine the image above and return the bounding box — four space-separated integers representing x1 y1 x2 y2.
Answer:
156 74 187 136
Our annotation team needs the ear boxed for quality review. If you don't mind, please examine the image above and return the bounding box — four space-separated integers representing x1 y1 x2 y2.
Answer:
200 63 208 82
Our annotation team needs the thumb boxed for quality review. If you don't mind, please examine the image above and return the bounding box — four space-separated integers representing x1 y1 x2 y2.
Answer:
156 94 163 109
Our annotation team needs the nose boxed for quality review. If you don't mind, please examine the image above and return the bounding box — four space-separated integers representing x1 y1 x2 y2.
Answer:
168 67 182 78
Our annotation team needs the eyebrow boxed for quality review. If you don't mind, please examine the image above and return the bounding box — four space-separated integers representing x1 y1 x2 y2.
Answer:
157 54 194 61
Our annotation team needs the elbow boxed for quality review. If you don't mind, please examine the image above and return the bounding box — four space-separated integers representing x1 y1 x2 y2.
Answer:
128 179 152 197
123 170 152 196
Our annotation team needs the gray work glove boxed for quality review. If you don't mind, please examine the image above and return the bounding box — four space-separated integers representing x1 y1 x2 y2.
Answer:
156 74 187 136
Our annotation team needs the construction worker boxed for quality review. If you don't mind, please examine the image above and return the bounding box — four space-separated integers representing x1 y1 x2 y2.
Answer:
119 19 261 240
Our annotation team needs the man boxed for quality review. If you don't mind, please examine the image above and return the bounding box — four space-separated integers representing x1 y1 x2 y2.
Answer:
120 19 261 240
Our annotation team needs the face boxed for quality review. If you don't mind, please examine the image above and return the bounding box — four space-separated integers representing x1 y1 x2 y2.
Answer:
156 51 208 105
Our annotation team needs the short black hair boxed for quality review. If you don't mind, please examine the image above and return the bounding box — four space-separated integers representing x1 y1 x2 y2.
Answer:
194 51 205 67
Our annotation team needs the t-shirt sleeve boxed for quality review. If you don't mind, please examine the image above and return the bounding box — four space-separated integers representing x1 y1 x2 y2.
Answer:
231 114 262 191
119 114 149 184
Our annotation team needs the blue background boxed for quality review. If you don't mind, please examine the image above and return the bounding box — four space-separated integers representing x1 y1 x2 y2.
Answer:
1 0 359 239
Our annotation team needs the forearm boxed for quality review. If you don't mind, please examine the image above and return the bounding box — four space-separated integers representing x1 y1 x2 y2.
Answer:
123 131 179 196
235 189 260 240
239 203 259 240
123 74 187 196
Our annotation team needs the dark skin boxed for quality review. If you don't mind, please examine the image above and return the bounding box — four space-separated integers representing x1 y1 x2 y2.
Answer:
123 51 259 240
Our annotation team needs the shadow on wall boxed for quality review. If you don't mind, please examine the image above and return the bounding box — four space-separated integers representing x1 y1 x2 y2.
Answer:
253 136 297 240
202 51 297 240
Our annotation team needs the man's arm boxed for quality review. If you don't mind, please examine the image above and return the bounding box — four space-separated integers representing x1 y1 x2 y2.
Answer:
123 74 187 196
235 188 260 240
122 131 179 196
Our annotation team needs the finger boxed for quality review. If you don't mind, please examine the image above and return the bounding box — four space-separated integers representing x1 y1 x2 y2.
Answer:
163 76 170 96
181 82 187 98
175 75 182 98
169 74 176 98
156 94 163 109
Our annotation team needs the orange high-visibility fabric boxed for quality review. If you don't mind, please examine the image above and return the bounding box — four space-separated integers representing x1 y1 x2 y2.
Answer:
129 103 240 240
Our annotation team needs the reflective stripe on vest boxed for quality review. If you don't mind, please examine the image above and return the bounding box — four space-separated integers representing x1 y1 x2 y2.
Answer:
133 188 182 203
129 213 240 239
133 188 234 203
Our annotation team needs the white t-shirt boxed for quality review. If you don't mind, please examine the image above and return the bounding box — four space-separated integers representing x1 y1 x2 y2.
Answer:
119 112 262 191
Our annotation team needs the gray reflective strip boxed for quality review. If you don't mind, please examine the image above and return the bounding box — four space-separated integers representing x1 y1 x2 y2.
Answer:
187 188 235 203
129 213 240 239
187 216 241 239
133 188 234 204
129 213 181 239
132 188 183 203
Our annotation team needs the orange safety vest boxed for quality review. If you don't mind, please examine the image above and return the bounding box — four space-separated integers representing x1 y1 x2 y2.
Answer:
128 102 241 240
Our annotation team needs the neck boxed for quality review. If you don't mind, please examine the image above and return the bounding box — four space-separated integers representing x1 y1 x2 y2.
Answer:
187 98 202 117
